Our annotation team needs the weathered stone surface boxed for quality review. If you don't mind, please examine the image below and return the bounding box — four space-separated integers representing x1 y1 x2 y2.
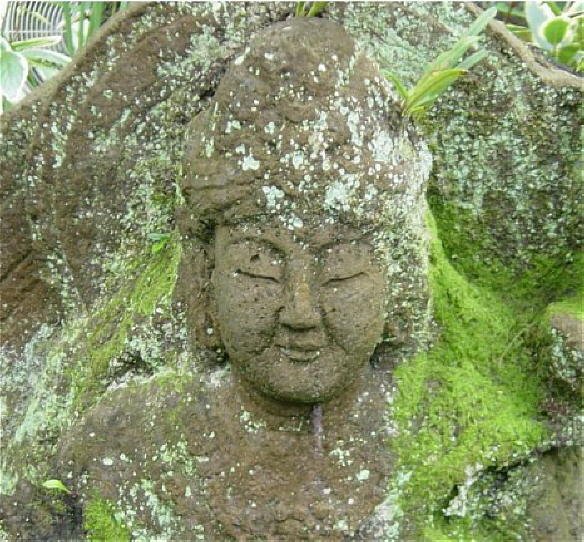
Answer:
0 2 581 541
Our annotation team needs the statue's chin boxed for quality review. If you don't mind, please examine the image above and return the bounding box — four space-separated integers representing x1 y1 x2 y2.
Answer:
231 345 369 405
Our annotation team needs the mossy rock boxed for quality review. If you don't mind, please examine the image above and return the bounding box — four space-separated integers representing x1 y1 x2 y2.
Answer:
0 3 581 540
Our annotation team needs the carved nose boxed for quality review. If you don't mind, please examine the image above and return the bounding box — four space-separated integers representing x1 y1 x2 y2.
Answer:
279 280 321 330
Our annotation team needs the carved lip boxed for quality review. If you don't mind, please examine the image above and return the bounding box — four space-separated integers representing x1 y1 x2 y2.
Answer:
279 347 320 362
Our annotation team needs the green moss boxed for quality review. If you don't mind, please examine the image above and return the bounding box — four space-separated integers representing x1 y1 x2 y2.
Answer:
72 238 181 407
428 193 583 313
392 213 547 539
546 288 584 321
84 497 130 541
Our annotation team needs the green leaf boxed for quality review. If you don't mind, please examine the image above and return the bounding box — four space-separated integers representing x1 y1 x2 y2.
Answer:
507 24 534 42
464 6 498 38
383 71 409 100
526 1 555 50
457 49 489 70
42 479 71 494
555 43 581 65
406 69 466 115
548 1 563 16
60 2 74 55
10 36 62 51
495 2 526 21
543 17 570 45
307 1 328 17
21 48 71 68
78 3 88 50
423 36 479 76
0 47 28 102
295 2 306 16
88 1 105 40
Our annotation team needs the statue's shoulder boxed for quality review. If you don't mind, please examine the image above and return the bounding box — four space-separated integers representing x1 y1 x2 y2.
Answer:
57 371 212 488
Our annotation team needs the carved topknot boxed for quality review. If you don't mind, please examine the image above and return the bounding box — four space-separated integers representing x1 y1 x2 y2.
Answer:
180 18 431 233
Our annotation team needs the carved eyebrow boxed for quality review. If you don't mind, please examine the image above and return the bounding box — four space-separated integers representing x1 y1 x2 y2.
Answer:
228 235 286 254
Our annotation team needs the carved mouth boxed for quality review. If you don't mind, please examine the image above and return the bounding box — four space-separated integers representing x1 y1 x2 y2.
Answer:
279 347 320 362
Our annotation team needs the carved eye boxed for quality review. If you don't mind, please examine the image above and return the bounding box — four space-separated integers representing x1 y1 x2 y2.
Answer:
319 242 373 287
322 271 367 286
231 244 284 283
235 267 281 283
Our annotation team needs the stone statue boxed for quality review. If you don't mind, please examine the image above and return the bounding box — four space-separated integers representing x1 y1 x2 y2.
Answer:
0 5 581 542
0 18 431 540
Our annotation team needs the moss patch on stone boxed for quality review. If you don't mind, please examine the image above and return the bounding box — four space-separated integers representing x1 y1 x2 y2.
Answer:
391 213 547 539
71 237 182 408
428 194 583 313
546 289 584 321
84 497 130 542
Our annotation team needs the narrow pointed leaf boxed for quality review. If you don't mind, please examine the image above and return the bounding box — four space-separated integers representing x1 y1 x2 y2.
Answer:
60 2 74 55
21 48 71 68
458 49 489 70
507 24 533 42
88 1 105 39
464 6 498 37
406 69 466 114
423 36 478 76
383 70 409 100
307 2 328 17
10 36 62 51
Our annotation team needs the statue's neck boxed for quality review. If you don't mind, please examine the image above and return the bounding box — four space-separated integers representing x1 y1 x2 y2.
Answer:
230 365 373 434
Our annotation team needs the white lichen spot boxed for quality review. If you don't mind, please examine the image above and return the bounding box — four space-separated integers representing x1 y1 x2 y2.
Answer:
102 457 114 466
242 154 260 171
292 150 305 170
262 185 285 210
371 130 395 162
356 469 370 481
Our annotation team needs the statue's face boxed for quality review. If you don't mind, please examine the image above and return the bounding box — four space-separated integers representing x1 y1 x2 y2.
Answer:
213 221 386 404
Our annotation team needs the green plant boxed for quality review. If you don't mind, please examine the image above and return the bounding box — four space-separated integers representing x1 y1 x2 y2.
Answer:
41 479 71 494
496 1 583 71
0 35 70 114
58 2 128 57
294 1 328 17
385 7 497 119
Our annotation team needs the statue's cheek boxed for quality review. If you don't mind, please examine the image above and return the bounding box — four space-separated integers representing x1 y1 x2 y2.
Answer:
216 277 282 355
319 277 385 353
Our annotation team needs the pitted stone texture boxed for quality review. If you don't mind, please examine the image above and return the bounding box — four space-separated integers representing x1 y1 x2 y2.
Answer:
549 313 583 395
